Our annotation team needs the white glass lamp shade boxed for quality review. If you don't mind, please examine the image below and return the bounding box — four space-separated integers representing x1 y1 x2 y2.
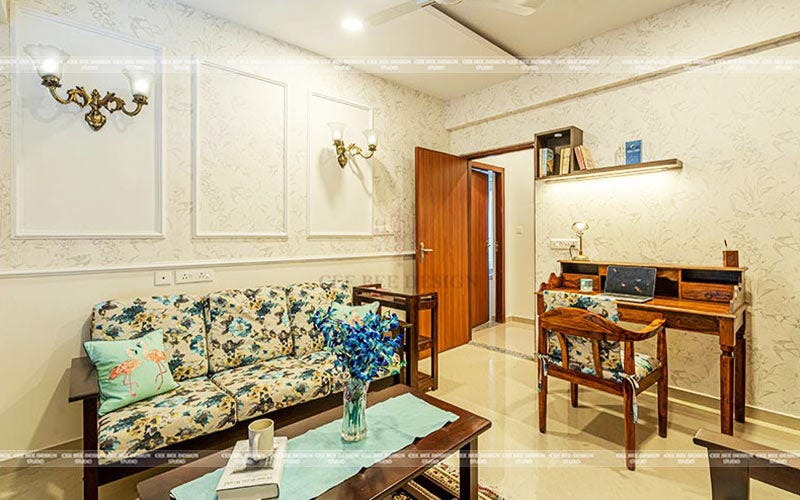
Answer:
327 122 347 143
24 44 70 79
363 128 380 148
123 67 154 99
571 221 589 234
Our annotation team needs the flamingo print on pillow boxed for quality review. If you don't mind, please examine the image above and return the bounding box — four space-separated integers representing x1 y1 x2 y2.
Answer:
142 341 169 390
108 346 143 397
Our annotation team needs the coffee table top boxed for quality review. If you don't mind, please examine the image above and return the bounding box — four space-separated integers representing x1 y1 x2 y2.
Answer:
136 385 491 500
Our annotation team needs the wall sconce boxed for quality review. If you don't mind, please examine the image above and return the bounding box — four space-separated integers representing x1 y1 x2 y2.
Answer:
24 44 153 131
327 122 380 168
570 221 590 261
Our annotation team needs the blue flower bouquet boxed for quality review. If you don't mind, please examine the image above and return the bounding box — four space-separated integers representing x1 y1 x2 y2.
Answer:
312 308 404 441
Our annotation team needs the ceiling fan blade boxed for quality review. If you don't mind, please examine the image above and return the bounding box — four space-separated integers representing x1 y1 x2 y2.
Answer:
367 1 424 26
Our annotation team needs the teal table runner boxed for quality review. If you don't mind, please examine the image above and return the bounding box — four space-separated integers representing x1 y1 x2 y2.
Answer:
171 393 459 500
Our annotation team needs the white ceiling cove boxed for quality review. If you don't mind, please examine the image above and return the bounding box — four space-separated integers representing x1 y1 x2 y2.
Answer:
180 0 690 100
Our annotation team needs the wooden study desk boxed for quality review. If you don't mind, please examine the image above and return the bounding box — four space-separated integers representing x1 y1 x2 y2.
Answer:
536 260 747 436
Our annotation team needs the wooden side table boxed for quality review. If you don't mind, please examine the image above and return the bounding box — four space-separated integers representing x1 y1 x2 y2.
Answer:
353 284 439 391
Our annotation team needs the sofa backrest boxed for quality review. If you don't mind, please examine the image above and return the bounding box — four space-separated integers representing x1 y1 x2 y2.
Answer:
91 295 209 381
206 286 292 372
286 280 351 356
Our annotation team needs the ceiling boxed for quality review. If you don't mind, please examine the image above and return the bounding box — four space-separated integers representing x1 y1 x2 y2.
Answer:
180 0 690 100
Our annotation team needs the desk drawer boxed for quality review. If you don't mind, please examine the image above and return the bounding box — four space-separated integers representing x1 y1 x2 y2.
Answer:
680 282 734 302
618 307 664 324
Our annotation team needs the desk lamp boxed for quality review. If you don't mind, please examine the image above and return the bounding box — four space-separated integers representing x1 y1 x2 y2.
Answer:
571 221 589 261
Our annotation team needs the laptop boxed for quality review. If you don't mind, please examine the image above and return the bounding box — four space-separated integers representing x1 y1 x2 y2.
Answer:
596 266 657 303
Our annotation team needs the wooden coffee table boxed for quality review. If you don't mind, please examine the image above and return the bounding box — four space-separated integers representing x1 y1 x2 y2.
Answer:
137 385 491 500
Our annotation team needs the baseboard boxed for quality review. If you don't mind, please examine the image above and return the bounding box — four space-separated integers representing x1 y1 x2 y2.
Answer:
505 315 535 325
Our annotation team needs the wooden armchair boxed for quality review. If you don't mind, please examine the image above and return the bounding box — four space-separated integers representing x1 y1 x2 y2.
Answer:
537 291 668 470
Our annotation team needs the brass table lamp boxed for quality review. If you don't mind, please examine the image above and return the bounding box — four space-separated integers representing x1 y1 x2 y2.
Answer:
571 221 589 261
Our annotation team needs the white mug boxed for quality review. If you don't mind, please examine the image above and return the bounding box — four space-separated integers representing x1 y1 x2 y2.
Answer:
248 419 274 460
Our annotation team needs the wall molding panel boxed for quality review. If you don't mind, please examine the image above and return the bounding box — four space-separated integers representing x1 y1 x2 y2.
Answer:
192 60 289 238
11 6 164 239
306 90 375 237
0 251 415 279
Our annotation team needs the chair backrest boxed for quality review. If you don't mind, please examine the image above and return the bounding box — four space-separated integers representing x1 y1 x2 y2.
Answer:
541 291 623 376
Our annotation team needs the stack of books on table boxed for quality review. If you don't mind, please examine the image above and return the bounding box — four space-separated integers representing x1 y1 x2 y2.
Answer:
216 438 288 499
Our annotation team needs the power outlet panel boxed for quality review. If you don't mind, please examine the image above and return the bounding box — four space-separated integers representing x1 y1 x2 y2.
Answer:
154 270 173 286
175 268 215 284
550 238 579 250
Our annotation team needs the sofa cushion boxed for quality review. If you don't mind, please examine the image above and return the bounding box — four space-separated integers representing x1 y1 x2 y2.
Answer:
206 286 292 372
210 356 335 420
286 281 352 356
97 378 236 464
298 349 347 392
84 329 179 415
92 295 208 381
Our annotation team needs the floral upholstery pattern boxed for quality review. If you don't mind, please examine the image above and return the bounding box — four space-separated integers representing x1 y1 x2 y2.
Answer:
298 349 347 392
91 295 208 381
206 287 292 372
97 378 236 464
542 290 659 381
286 281 352 356
210 356 335 420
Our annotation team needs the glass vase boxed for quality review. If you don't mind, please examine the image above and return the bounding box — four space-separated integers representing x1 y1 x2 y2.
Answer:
341 378 369 442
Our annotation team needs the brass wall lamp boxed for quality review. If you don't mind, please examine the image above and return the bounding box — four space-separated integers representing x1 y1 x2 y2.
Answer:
327 122 380 168
24 44 154 131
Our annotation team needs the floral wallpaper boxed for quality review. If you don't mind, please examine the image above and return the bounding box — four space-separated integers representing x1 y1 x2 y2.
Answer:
0 0 447 270
449 4 800 416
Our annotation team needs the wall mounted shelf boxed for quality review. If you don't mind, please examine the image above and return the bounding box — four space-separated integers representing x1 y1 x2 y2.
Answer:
538 158 682 183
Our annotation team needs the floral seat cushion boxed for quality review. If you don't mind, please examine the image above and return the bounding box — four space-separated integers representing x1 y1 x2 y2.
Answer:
542 290 645 379
91 295 208 381
210 356 335 420
545 351 661 383
206 287 293 372
286 281 352 356
97 378 236 464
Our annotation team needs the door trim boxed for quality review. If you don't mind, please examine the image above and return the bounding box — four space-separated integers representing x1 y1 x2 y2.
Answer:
469 161 506 324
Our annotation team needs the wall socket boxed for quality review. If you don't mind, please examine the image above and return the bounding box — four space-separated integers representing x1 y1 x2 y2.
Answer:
175 268 215 284
550 238 579 250
154 270 173 286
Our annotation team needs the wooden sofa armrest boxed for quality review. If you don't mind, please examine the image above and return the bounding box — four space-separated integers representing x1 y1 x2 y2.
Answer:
693 428 800 498
629 318 666 341
69 356 99 402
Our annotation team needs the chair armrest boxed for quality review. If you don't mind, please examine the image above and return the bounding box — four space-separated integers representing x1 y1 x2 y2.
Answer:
69 356 99 402
630 319 666 341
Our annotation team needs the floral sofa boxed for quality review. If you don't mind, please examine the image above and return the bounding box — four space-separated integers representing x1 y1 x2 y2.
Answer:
69 280 400 500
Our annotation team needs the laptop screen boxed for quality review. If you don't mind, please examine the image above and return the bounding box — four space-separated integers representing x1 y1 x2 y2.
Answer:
604 266 657 297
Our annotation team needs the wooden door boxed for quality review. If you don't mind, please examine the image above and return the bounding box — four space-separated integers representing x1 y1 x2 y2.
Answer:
415 147 470 352
469 170 490 327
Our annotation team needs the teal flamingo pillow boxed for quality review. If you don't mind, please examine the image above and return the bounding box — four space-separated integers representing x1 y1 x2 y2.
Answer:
84 329 178 415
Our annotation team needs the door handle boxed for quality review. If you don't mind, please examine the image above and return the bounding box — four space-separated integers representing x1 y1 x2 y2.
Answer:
419 241 434 262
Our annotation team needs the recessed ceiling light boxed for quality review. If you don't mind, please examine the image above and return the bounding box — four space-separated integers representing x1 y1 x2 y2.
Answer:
341 18 363 32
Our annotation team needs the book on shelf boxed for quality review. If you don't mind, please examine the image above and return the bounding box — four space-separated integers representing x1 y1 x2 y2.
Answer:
216 437 288 500
539 148 554 177
575 145 586 170
577 145 596 169
625 140 642 164
559 147 571 175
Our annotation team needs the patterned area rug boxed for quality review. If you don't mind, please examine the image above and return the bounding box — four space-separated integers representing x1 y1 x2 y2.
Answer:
392 462 505 500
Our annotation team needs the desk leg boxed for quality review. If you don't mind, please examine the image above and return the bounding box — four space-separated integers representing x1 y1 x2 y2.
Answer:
734 311 746 424
719 319 735 435
459 438 478 500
